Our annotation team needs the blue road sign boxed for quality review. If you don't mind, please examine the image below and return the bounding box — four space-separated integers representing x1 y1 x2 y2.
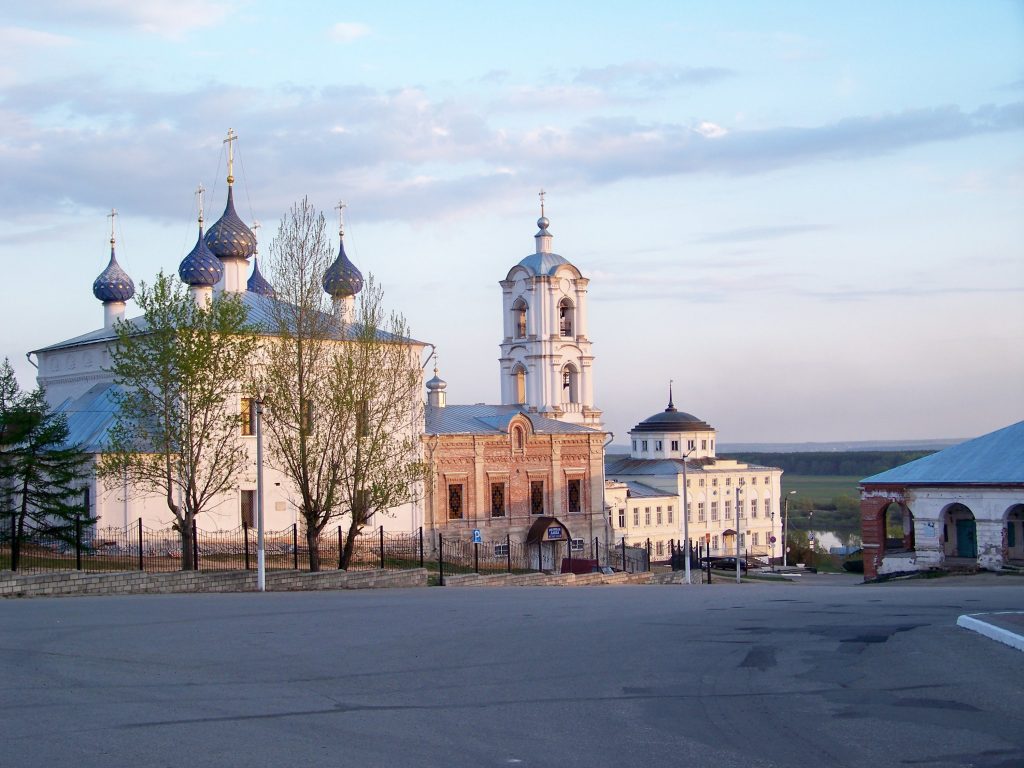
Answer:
471 529 482 544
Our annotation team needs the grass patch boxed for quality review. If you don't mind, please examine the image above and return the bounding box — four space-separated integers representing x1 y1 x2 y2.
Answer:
782 475 861 505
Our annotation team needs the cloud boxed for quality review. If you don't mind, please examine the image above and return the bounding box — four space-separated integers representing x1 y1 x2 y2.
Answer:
328 22 370 43
693 224 831 244
574 61 735 90
0 72 1020 230
5 0 233 37
0 26 74 48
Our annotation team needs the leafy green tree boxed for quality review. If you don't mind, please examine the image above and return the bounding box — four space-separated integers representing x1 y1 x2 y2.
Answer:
98 273 258 570
257 200 426 571
0 359 90 570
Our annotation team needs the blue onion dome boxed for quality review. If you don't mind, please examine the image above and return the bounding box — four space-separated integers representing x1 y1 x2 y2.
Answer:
204 186 256 260
322 233 364 298
247 256 274 296
179 222 224 287
93 241 135 303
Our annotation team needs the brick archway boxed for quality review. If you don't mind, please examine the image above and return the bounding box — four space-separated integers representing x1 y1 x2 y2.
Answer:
860 496 891 579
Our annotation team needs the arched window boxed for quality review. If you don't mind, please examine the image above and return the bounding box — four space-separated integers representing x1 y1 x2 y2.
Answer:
561 363 578 404
558 298 574 337
512 298 527 339
512 364 527 404
512 425 525 450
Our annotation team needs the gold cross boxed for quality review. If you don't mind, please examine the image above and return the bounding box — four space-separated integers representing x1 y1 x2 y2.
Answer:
335 200 347 235
224 128 237 184
107 208 117 244
195 183 205 222
539 188 546 217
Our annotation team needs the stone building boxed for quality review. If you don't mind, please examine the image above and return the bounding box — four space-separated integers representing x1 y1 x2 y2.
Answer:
31 138 428 535
859 420 1024 579
606 392 783 561
422 207 609 566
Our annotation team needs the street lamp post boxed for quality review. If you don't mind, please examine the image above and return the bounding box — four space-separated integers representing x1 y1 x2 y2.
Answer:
252 399 266 592
735 480 743 584
680 446 695 585
782 490 796 568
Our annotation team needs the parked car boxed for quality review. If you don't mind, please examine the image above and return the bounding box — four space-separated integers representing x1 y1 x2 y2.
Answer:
703 556 748 572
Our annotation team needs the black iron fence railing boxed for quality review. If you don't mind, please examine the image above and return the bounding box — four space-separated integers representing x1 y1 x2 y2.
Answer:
0 517 427 575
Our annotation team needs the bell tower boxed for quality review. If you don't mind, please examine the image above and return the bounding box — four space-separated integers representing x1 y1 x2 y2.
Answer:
498 194 601 429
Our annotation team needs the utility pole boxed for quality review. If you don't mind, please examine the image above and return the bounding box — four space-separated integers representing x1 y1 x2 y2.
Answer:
735 480 743 584
783 490 796 568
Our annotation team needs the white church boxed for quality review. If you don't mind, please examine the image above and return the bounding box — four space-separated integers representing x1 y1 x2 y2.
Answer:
29 135 783 558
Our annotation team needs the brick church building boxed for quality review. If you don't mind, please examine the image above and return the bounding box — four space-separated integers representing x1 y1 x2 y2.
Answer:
421 206 610 566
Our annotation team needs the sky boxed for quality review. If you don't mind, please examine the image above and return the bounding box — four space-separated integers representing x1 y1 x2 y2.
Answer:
1 0 1022 444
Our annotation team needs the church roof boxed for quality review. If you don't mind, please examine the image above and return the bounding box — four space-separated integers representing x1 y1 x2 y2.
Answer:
246 257 274 296
623 480 676 499
204 186 256 260
515 251 572 276
32 290 422 354
861 421 1024 486
322 233 364 298
425 404 599 436
92 245 135 303
178 223 224 287
632 405 714 433
55 382 122 453
605 455 777 476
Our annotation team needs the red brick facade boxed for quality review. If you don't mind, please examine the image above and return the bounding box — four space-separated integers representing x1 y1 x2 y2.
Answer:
423 416 607 547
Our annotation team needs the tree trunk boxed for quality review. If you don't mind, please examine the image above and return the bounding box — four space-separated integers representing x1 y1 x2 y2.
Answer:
306 523 320 572
340 521 362 570
179 515 195 571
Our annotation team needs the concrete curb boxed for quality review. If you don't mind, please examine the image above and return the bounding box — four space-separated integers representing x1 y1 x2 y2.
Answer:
957 612 1024 652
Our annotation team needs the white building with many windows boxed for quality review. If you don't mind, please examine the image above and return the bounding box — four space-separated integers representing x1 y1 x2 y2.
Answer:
606 393 783 560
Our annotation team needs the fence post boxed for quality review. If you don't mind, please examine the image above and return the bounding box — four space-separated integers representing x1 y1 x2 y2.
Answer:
138 518 144 571
646 538 651 571
10 511 17 572
243 520 250 571
75 514 82 571
379 525 385 569
439 534 445 586
506 533 511 573
293 523 298 570
594 537 599 567
192 522 199 571
338 526 343 570
419 526 425 569
621 537 626 573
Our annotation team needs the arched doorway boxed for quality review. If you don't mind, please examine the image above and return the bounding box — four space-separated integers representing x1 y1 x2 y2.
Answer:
884 502 914 552
1005 504 1024 563
943 503 977 559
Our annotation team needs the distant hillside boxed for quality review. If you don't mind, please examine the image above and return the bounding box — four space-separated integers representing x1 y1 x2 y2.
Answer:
719 450 937 477
718 438 961 453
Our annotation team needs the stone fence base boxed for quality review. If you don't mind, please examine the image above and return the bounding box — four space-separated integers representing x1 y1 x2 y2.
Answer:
0 568 428 598
443 570 684 587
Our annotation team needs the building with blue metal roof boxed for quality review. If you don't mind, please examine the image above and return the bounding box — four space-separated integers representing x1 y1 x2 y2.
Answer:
859 420 1024 579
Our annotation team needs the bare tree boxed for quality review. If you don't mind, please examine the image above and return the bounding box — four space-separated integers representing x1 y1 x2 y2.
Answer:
99 273 258 569
332 283 426 570
257 199 425 571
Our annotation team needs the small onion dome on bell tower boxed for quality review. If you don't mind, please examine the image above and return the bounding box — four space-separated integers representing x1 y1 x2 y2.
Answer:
322 205 364 298
426 362 447 408
247 256 274 297
93 240 135 303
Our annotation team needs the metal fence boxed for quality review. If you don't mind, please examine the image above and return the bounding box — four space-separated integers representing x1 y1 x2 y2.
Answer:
0 517 425 575
435 534 655 583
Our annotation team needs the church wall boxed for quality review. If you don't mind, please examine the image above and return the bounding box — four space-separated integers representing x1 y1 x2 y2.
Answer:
36 341 115 408
424 431 606 551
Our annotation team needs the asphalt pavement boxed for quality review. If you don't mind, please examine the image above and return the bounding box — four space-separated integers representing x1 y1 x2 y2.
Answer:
1 576 1022 768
